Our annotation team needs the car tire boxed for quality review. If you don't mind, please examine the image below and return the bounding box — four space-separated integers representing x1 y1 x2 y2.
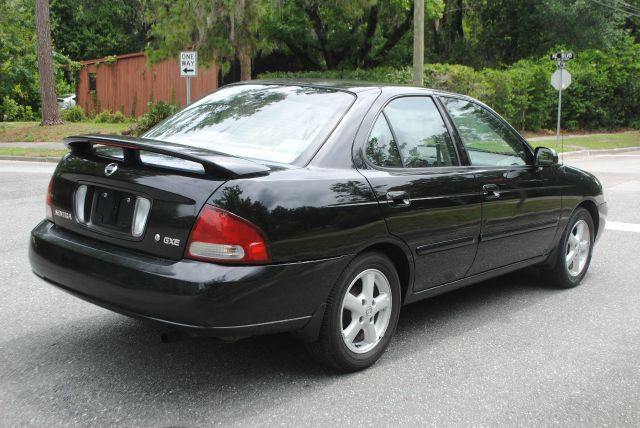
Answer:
543 207 595 288
306 251 401 372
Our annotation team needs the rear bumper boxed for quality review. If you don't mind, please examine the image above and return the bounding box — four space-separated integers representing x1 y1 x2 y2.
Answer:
29 221 349 338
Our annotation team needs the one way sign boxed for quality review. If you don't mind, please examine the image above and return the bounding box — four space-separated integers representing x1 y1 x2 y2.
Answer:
180 51 198 77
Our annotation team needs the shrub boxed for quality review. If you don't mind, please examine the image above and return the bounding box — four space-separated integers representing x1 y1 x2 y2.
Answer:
260 40 640 131
132 101 181 136
112 111 126 123
1 97 37 121
61 106 86 122
94 110 112 123
94 109 127 123
2 97 20 121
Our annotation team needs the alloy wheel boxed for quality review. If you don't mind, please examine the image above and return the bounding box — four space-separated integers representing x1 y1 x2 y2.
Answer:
340 269 392 354
565 219 591 277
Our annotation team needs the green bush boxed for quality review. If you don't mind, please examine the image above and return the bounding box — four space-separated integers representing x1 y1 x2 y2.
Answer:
93 110 110 123
132 101 181 136
112 111 126 123
1 96 37 121
60 106 86 122
94 109 127 123
260 40 640 131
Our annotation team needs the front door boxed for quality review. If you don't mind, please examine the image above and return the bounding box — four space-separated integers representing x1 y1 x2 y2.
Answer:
440 96 562 275
357 95 483 291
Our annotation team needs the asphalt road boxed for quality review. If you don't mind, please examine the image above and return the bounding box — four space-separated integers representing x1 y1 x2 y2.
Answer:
1 153 639 427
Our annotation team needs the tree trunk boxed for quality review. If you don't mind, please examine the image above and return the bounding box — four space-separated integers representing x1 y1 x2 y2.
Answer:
365 5 414 68
236 0 252 81
35 0 61 125
413 0 425 86
238 46 252 81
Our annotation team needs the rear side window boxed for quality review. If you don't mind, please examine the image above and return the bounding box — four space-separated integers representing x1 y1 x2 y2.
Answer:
382 97 459 168
366 115 402 168
143 85 354 164
441 97 529 166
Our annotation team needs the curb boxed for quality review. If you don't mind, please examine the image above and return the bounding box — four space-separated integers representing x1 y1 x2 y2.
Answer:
559 147 640 159
0 155 62 163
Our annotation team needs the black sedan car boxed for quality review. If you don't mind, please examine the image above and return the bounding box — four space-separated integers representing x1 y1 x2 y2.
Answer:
29 81 606 371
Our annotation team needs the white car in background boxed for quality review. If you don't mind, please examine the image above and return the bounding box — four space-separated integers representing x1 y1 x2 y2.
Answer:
57 94 76 110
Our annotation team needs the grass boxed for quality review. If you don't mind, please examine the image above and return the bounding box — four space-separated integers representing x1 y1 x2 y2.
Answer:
0 121 131 143
0 147 68 157
528 131 640 152
0 121 638 159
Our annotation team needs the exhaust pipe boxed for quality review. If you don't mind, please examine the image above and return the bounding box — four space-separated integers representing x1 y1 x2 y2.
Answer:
160 329 187 344
160 329 247 344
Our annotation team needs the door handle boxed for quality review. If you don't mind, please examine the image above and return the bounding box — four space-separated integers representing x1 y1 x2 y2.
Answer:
386 191 411 207
482 184 501 199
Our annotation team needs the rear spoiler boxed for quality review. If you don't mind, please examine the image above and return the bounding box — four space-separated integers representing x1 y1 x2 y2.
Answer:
63 134 271 178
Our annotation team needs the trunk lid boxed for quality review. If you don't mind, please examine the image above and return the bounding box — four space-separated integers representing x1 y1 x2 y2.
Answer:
49 134 271 260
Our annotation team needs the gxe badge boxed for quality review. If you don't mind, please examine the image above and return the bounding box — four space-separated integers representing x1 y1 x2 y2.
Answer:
104 163 118 176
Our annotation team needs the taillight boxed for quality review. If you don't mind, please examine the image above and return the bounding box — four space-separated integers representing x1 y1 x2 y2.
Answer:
46 177 54 222
186 205 270 264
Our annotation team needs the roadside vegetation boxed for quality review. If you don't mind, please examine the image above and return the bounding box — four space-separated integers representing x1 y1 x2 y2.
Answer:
1 0 639 148
0 121 131 143
1 130 637 158
261 40 640 132
0 100 180 143
0 147 68 157
529 131 640 152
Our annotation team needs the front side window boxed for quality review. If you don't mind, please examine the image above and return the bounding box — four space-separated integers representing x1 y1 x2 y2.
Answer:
441 97 529 167
382 97 459 168
144 85 354 164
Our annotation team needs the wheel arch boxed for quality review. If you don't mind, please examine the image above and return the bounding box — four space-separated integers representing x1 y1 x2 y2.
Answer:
356 240 414 304
576 199 600 239
542 198 600 270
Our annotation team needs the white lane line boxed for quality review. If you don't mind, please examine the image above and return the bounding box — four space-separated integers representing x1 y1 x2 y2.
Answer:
606 221 640 233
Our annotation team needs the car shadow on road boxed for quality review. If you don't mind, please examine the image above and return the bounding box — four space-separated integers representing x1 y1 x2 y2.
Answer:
3 267 564 423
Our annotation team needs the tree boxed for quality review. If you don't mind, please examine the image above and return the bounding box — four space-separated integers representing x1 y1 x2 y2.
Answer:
35 0 61 125
261 0 445 70
432 0 628 67
147 0 266 80
0 0 38 111
50 0 150 60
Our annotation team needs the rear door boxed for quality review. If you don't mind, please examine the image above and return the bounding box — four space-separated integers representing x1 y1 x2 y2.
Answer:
439 96 562 274
357 95 482 291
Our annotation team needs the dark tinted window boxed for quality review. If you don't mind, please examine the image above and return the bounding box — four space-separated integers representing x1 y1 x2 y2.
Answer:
144 85 354 164
366 115 402 168
442 97 529 166
384 97 459 168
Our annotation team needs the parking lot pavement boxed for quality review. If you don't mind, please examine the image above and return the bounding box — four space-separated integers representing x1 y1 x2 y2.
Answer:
0 155 638 427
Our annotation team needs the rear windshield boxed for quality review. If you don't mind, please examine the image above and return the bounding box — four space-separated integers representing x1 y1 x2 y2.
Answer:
143 84 355 164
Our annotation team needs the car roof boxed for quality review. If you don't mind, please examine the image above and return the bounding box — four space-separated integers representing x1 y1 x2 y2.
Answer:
234 78 464 97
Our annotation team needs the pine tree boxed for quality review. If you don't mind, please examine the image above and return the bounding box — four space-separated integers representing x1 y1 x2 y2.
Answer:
35 0 62 125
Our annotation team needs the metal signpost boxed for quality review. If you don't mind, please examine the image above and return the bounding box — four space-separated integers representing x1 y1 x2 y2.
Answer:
550 51 574 151
180 51 198 105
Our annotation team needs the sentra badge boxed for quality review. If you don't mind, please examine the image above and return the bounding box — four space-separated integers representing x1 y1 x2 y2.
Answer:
54 209 72 220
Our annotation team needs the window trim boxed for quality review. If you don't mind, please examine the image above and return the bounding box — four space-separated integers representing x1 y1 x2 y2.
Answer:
362 94 463 172
437 94 535 167
382 111 406 168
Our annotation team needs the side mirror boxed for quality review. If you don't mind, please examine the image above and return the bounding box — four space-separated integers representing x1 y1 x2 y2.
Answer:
534 147 558 166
